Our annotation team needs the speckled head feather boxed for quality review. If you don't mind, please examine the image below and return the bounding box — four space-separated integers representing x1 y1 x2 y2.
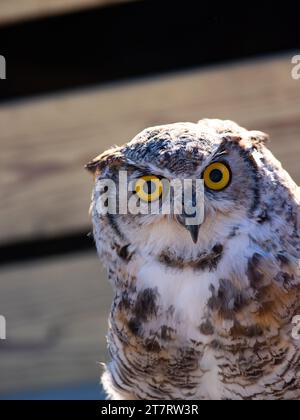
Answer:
88 119 300 400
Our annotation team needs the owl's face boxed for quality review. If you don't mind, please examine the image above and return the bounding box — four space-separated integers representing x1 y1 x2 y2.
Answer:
87 119 271 250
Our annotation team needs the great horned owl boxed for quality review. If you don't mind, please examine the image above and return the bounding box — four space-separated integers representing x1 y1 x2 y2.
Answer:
87 119 300 400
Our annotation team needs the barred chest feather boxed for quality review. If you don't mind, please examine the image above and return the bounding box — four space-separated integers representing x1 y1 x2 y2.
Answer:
100 227 300 400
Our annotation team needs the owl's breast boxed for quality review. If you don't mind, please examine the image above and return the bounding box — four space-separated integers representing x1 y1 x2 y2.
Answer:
105 254 231 399
104 231 300 400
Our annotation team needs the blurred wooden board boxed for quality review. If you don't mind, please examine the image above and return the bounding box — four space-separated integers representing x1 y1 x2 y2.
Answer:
0 0 132 25
0 54 299 245
0 252 112 395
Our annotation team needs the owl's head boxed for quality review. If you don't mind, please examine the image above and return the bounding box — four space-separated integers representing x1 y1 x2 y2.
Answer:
87 119 278 250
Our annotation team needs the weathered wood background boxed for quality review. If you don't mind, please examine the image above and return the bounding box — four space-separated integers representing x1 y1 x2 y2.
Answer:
0 56 299 245
0 54 299 397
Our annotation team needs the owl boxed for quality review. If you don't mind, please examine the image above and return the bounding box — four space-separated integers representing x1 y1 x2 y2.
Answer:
86 119 300 400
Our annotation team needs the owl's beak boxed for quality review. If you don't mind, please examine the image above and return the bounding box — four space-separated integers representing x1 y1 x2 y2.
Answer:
186 225 201 244
175 185 203 244
176 214 202 244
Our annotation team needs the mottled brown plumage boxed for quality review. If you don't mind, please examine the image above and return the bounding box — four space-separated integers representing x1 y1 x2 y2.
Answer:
88 119 300 400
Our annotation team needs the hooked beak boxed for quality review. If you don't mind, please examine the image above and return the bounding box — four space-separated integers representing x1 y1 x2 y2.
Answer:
186 224 201 244
176 210 202 245
175 182 204 244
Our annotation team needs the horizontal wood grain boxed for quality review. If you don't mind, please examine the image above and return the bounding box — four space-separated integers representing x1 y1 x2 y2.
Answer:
0 252 112 394
0 0 130 25
0 54 299 245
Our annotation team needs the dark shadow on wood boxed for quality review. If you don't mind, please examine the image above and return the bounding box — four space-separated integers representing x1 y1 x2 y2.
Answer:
0 230 95 266
0 0 300 102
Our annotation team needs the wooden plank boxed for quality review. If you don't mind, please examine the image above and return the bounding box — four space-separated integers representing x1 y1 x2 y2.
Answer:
0 252 112 394
0 54 299 245
0 0 131 25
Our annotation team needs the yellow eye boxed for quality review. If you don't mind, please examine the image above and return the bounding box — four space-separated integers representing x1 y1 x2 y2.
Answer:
135 175 164 202
203 162 231 191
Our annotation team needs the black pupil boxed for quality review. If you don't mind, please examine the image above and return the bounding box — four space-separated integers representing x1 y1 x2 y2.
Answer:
144 181 156 195
209 169 223 183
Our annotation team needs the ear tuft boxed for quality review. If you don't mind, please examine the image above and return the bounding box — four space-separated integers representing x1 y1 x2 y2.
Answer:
85 147 124 175
248 130 270 146
85 155 102 173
